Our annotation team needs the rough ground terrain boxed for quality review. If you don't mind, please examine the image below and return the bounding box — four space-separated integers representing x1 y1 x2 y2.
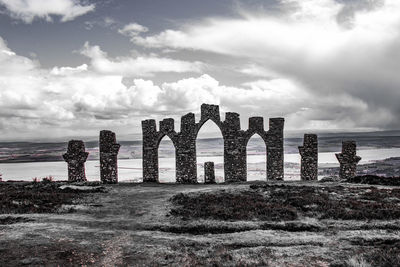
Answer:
1 180 400 266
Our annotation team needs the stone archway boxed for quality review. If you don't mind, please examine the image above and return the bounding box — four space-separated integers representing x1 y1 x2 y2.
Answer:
142 104 285 183
246 133 267 181
196 120 225 183
157 135 176 183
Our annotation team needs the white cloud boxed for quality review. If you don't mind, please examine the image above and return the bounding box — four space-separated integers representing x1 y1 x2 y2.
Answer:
0 0 95 23
0 32 396 140
131 0 400 130
133 0 398 59
50 64 88 75
2 0 400 141
80 42 204 76
0 37 209 139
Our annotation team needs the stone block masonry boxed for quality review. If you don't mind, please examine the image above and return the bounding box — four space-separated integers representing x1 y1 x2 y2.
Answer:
63 140 89 182
335 141 361 180
100 130 121 184
142 103 285 183
299 134 318 181
204 162 216 184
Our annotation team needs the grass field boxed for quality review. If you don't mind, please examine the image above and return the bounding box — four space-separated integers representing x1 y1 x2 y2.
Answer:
1 180 400 266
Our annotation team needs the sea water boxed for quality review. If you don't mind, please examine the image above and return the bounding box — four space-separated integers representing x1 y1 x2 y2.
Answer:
1 148 399 182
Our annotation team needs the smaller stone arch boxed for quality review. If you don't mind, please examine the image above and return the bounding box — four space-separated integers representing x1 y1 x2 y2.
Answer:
194 104 225 183
142 118 179 183
246 132 267 181
243 117 269 181
195 104 224 138
242 117 285 181
244 117 268 144
156 118 178 149
196 120 225 183
157 134 177 183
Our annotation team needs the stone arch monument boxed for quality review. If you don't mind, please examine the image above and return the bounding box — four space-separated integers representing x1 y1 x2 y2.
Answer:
142 104 284 183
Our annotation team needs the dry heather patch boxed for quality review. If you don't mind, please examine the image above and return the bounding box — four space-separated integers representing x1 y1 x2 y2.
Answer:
348 175 400 186
0 239 100 266
0 181 105 214
170 184 400 221
170 189 298 221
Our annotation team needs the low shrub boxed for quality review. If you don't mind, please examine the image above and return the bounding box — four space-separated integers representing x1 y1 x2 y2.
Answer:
170 184 400 221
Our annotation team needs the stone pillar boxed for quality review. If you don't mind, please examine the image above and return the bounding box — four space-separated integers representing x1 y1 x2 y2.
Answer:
100 130 121 184
176 113 197 183
142 119 159 182
299 134 318 181
63 140 89 182
224 112 245 182
335 141 361 180
267 118 285 180
204 162 216 184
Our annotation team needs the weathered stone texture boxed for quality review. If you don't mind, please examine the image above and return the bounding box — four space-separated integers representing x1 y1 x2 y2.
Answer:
335 141 361 180
63 140 89 182
266 118 285 180
204 162 216 184
223 112 244 182
100 130 120 184
299 134 318 181
142 103 285 183
177 112 197 183
142 119 159 182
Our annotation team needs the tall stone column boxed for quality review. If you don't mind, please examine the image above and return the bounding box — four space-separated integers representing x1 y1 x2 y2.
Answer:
142 119 159 182
100 130 121 184
299 134 318 181
204 162 216 184
176 113 197 183
335 141 361 180
224 112 245 182
63 140 89 182
267 118 285 180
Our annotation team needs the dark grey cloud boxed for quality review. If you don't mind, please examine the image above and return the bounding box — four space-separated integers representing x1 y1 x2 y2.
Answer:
0 0 399 141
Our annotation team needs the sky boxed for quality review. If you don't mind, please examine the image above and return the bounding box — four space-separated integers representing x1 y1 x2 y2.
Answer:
0 0 399 141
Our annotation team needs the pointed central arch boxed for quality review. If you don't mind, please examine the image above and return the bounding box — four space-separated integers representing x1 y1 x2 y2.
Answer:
157 135 176 183
246 133 267 181
196 120 225 183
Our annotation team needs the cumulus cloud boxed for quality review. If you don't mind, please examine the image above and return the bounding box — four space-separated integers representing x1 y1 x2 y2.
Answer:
1 0 400 140
0 30 395 140
131 0 400 130
79 42 204 76
0 0 95 23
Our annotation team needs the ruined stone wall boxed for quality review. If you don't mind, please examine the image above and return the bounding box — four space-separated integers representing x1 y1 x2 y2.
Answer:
142 103 285 183
299 134 318 181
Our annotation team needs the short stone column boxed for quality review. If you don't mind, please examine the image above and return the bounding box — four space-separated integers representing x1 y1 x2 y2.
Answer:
298 134 318 181
204 162 216 184
335 141 361 180
63 140 89 182
100 130 121 184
